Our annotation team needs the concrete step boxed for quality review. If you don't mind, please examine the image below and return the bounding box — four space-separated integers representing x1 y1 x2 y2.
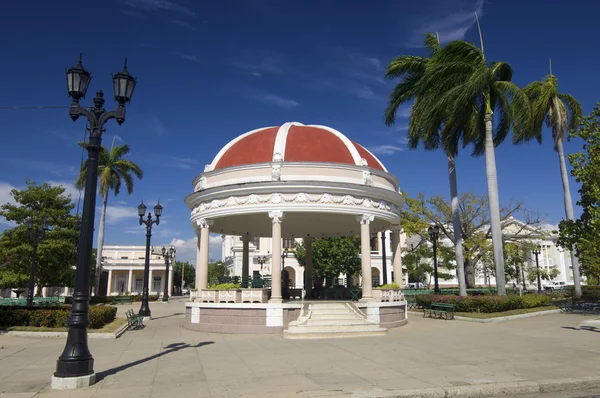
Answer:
305 319 370 326
287 323 383 333
310 313 363 320
309 309 355 315
283 329 387 339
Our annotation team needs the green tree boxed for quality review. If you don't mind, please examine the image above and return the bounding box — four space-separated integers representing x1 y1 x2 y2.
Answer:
409 24 531 294
518 72 583 296
207 261 228 283
0 181 79 290
558 104 600 284
173 261 196 290
295 236 361 281
75 143 143 295
385 33 467 296
526 265 560 285
402 239 456 288
402 193 546 288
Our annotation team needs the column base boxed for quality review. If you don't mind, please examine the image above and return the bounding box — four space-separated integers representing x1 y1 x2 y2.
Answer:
359 297 374 303
269 298 283 304
51 374 96 390
142 316 152 322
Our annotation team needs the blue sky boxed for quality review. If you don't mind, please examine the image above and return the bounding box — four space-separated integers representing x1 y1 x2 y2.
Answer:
1 0 599 265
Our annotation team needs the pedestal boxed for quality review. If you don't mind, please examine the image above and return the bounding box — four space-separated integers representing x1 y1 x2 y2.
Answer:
51 374 96 390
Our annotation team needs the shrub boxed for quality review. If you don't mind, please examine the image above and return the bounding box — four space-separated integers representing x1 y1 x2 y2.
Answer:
208 283 241 290
0 305 116 329
582 286 600 302
414 294 551 313
378 282 401 289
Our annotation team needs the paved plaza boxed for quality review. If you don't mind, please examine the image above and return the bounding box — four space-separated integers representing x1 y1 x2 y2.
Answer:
0 299 599 398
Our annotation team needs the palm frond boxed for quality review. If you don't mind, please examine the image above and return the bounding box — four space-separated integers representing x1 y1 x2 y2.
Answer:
558 93 582 132
491 62 513 82
384 56 428 80
423 33 441 56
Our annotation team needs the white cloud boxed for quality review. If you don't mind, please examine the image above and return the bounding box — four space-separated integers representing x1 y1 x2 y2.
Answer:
171 52 201 64
251 93 299 109
103 205 138 224
226 49 284 75
168 19 196 31
0 182 17 227
124 0 196 17
47 181 81 203
168 234 222 266
168 156 198 170
403 0 484 48
367 145 406 155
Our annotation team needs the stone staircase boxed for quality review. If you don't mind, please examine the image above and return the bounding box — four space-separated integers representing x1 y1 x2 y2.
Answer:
283 302 387 339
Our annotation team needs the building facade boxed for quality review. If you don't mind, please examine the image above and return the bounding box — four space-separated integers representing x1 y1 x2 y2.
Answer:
101 245 174 297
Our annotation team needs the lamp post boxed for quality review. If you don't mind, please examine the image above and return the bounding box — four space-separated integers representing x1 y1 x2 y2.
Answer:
138 201 162 317
282 248 290 292
532 246 542 293
257 255 268 274
428 225 440 294
54 55 136 384
160 246 175 302
381 231 388 285
25 216 49 308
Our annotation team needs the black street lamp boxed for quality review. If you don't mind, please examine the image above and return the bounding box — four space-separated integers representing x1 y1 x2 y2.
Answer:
532 245 542 293
54 55 136 383
160 246 175 302
427 225 440 294
257 255 268 274
25 215 49 308
138 201 162 317
381 231 388 285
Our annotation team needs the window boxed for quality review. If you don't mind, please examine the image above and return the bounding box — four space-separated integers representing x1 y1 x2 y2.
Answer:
253 237 260 250
283 238 294 249
120 256 128 260
138 257 145 260
153 276 162 292
135 279 143 292
370 236 379 253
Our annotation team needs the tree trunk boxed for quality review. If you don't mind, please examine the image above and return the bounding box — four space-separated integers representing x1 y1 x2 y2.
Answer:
94 192 108 296
556 139 582 298
447 155 467 296
484 113 507 295
464 258 476 288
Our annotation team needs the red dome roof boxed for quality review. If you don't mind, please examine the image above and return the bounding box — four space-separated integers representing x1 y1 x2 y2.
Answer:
210 122 386 172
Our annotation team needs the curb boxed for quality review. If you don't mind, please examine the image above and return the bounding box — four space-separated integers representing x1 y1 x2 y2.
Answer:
2 322 130 339
454 309 561 323
348 376 600 397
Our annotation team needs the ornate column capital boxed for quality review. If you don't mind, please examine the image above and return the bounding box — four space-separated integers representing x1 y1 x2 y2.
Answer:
268 211 284 224
390 224 402 232
356 214 374 225
196 218 214 229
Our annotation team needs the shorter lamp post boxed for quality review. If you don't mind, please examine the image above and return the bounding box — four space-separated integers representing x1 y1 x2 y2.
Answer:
137 201 162 317
257 255 268 274
427 225 440 295
25 216 49 308
532 246 542 293
161 246 175 302
381 231 388 285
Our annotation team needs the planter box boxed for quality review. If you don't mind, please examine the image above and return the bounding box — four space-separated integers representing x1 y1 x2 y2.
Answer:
240 288 269 303
217 289 240 303
372 288 404 302
198 290 216 303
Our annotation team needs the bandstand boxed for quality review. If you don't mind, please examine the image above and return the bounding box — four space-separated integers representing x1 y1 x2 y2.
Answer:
184 122 407 335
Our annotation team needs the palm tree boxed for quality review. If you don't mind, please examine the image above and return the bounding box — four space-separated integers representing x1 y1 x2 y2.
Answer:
384 33 468 296
410 27 530 295
75 143 143 295
518 69 583 297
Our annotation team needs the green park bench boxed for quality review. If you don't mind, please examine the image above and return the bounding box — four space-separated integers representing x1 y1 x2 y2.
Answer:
125 309 144 329
423 302 456 320
112 296 133 305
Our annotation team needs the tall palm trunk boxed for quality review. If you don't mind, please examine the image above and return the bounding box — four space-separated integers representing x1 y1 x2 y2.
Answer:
94 192 108 295
556 139 582 297
447 155 467 296
484 114 507 295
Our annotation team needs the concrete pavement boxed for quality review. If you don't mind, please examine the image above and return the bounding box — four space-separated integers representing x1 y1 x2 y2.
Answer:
0 298 598 397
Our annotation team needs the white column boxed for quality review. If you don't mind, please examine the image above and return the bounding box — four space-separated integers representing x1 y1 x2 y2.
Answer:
195 229 202 289
242 235 250 285
269 211 284 303
391 227 403 286
149 269 153 294
168 265 174 296
106 269 113 296
197 219 213 290
42 287 48 297
304 237 313 293
63 286 69 296
358 214 374 300
128 269 133 294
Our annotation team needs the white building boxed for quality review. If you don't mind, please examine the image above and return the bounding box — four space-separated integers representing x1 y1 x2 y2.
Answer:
219 218 577 289
101 245 174 297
